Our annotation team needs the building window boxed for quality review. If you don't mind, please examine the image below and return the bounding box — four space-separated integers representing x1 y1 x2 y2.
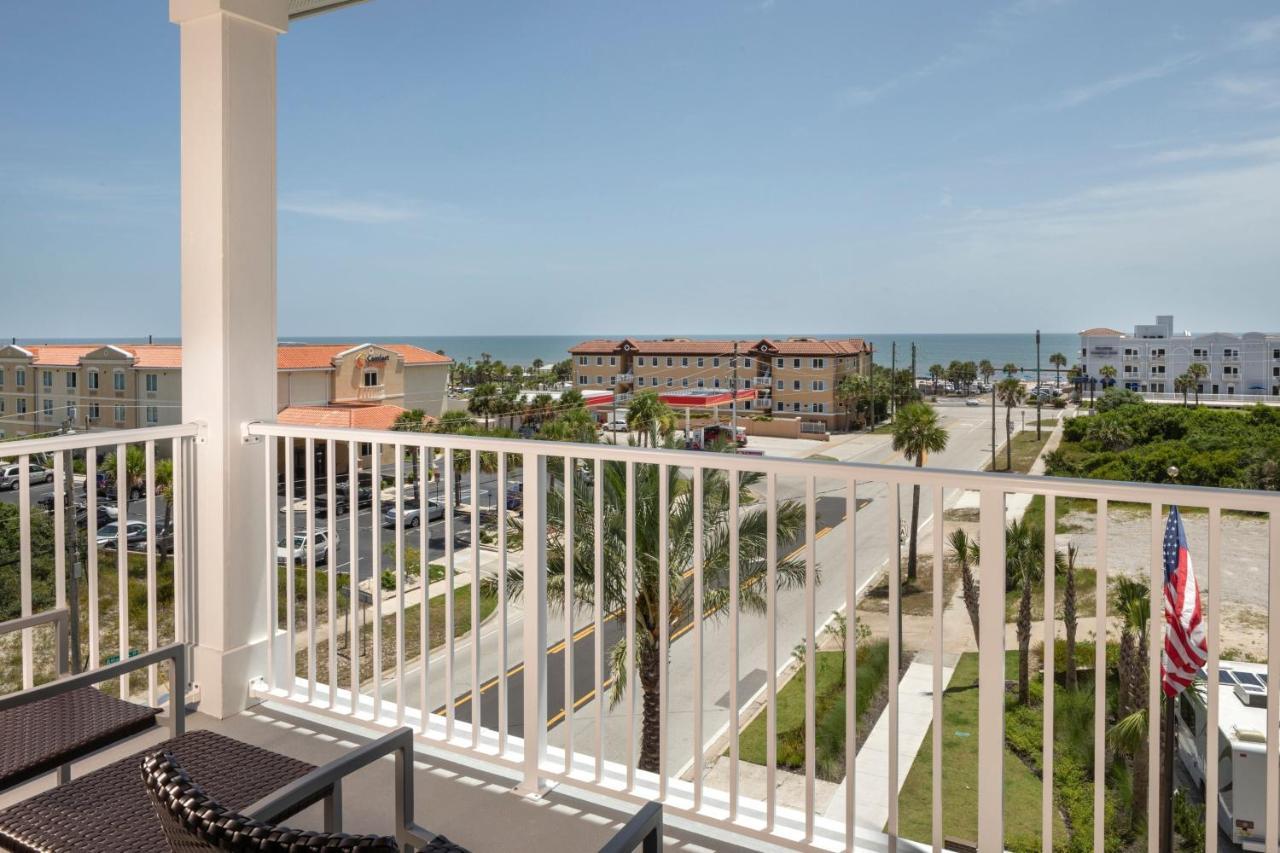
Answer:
814 403 825 413
775 358 784 368
43 399 53 418
609 356 616 366
1151 349 1165 358
595 376 603 385
666 357 673 367
596 356 603 366
666 378 673 387
66 372 77 390
113 370 126 391
744 357 753 368
88 369 99 390
17 399 27 414
16 368 25 387
89 402 100 421
363 368 379 387
792 402 800 412
578 375 587 385
812 358 825 369
697 357 704 368
145 373 159 393
146 406 159 425
578 356 587 366
812 380 826 391
42 370 53 388
713 378 721 388
67 404 77 422
0 368 4 387
697 379 705 388
712 357 720 367
776 380 783 390
1193 348 1208 359
1151 366 1165 375
682 378 689 387
359 442 372 456
681 357 689 367
793 380 801 390
0 400 4 414
1224 348 1239 358
1273 349 1280 360
792 358 801 368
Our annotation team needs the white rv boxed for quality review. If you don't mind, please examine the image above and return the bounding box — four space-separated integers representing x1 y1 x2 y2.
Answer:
1175 660 1271 851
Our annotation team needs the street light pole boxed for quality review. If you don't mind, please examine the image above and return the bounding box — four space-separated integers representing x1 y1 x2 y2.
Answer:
991 380 997 471
730 340 739 454
1036 329 1043 440
890 341 897 422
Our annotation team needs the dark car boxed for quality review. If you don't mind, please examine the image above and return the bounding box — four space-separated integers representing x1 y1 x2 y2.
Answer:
310 491 350 517
98 479 145 502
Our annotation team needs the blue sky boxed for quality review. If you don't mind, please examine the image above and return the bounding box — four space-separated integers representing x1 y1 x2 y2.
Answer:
2 1 1279 338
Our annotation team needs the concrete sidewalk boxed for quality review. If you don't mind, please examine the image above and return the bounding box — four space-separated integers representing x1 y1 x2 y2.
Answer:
822 653 959 830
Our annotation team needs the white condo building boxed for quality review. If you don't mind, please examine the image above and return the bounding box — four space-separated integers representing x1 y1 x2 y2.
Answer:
1078 315 1280 399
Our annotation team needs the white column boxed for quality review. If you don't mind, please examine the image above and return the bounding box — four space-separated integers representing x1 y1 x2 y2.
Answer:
171 0 287 717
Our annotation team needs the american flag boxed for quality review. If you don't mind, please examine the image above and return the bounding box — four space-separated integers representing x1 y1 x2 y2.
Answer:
1161 506 1208 697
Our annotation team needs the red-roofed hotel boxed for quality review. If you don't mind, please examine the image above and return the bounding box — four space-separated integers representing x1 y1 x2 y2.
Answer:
0 342 451 439
569 337 872 430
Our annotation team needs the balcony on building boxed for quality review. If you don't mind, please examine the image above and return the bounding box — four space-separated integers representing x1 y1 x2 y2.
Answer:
3 3 1280 853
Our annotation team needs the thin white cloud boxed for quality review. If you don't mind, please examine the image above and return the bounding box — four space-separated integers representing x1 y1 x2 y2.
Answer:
279 194 440 224
1211 73 1280 110
1150 135 1280 164
1052 53 1198 109
1236 15 1280 47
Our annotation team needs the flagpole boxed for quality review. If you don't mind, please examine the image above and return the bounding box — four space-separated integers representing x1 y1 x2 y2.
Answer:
1161 692 1175 853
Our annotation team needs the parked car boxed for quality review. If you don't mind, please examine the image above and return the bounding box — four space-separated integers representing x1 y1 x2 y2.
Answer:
382 498 445 528
98 478 145 502
506 482 523 511
308 491 349 517
965 398 982 407
602 417 629 432
0 464 53 491
96 520 149 548
97 502 119 521
276 530 330 565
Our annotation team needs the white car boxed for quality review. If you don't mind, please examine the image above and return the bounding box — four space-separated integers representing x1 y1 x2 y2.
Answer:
965 398 982 407
382 499 445 528
96 520 149 548
603 418 629 432
0 463 53 491
276 530 330 565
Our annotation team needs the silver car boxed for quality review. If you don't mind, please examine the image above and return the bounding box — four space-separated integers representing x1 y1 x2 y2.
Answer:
382 498 445 528
0 463 53 491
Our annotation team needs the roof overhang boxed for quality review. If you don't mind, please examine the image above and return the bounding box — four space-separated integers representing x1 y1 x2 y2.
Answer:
288 0 370 20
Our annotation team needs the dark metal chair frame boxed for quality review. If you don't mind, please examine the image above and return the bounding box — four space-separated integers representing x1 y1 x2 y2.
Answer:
0 607 186 788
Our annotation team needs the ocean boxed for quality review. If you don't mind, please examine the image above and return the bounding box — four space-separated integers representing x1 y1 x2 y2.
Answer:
16 332 1081 379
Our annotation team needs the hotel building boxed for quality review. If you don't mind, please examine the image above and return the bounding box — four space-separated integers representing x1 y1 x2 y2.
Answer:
0 342 451 440
569 337 873 429
1078 315 1280 399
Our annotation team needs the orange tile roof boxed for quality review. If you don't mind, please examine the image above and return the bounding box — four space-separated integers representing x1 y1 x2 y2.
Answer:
26 345 101 366
276 343 452 369
124 345 183 368
1079 327 1126 337
569 337 870 356
277 404 434 432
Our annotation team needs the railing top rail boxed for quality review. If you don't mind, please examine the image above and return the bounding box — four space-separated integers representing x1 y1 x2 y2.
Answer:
245 419 1280 513
0 422 201 457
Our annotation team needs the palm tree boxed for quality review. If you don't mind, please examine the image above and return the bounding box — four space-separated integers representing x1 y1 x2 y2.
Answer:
1049 352 1067 388
1001 362 1020 378
1188 361 1208 404
497 462 810 773
948 528 980 648
835 374 872 429
1062 542 1080 691
468 382 500 427
1005 518 1051 705
531 357 544 374
1112 576 1151 824
892 403 949 582
1098 364 1117 388
1174 372 1193 407
927 364 944 396
102 445 147 514
393 409 429 501
995 378 1026 471
625 391 674 447
978 359 995 387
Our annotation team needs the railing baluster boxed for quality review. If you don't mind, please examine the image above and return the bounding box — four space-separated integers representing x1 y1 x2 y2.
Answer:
421 443 432 736
306 437 317 701
886 481 900 846
495 449 506 748
145 440 158 706
1205 506 1220 853
18 454 33 689
691 463 702 808
116 443 128 698
933 483 946 853
658 462 670 799
326 439 337 710
728 467 740 820
371 440 382 721
86 449 99 670
625 459 637 792
469 450 481 746
444 449 455 739
520 451 548 794
395 446 406 725
563 455 574 771
1268 509 1280 853
1147 503 1161 853
347 440 360 715
977 486 1006 853
264 436 277 691
1093 498 1109 853
844 476 857 848
593 458 604 783
1041 494 1055 853
53 452 66 615
284 437 296 693
173 438 187 667
805 475 817 841
765 470 778 831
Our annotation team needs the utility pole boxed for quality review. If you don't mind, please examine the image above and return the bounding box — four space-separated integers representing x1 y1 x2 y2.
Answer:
1035 330 1043 440
730 341 739 454
867 343 875 432
910 342 917 404
991 381 997 471
890 341 897 422
62 447 82 673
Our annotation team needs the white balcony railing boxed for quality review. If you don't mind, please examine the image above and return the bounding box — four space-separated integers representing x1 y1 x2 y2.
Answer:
238 419 1279 852
0 423 198 702
356 385 386 401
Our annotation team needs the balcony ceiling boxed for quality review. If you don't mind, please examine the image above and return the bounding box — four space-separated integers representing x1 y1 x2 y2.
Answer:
288 0 368 20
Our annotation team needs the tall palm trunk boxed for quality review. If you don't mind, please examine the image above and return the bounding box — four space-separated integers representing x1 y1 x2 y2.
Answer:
1063 555 1078 691
638 635 662 773
960 562 980 648
906 456 922 581
1005 409 1014 471
1017 579 1032 704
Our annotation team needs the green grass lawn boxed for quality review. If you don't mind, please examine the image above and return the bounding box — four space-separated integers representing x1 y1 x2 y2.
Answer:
738 641 890 782
896 652 1067 851
986 431 1052 474
1003 567 1097 622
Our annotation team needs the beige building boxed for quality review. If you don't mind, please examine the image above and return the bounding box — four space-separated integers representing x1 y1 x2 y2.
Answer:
0 341 451 440
569 337 872 429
